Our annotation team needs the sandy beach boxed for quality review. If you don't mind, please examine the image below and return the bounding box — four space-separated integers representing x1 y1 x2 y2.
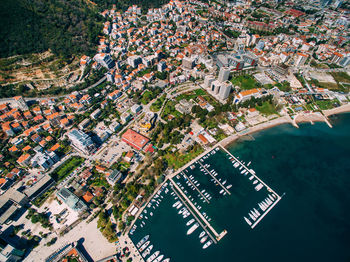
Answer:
220 115 293 148
323 103 350 117
220 103 350 149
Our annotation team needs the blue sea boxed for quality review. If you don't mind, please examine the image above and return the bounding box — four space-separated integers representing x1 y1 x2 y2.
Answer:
129 113 350 262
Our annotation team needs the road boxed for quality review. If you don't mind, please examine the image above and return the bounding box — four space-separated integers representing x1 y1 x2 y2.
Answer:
0 75 107 104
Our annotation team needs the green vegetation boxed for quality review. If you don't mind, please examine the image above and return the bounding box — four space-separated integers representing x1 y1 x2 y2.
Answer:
275 81 291 92
97 210 118 242
150 94 166 112
223 29 240 38
94 0 170 13
231 75 260 90
163 143 204 169
256 101 278 115
0 0 102 58
26 208 52 229
162 100 182 119
32 187 55 207
330 72 350 84
315 99 340 110
50 156 84 182
138 87 162 105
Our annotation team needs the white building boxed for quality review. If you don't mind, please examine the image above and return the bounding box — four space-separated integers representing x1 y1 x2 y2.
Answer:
68 129 95 154
218 67 230 82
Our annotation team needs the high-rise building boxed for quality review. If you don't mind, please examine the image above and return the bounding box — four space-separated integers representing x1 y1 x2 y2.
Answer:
219 82 232 100
295 53 309 67
204 75 215 89
218 67 230 82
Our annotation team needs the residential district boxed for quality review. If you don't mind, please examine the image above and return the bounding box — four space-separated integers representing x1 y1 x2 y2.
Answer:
0 0 350 261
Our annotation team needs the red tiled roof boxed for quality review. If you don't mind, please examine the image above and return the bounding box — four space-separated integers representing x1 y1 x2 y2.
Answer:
121 129 150 150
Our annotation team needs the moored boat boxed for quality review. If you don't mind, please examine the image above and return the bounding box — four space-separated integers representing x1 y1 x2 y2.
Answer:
146 251 159 262
186 218 195 226
202 240 213 249
137 235 149 248
187 223 199 235
200 236 208 243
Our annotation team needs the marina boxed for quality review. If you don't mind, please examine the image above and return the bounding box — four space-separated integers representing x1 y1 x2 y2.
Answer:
128 144 283 260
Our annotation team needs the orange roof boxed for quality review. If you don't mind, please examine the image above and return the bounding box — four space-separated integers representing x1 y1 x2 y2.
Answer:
39 140 47 147
82 191 94 203
198 134 208 144
50 143 60 152
239 88 261 97
67 248 78 257
60 118 69 125
96 165 106 172
22 145 32 151
47 112 59 120
9 145 18 152
17 153 30 163
121 129 150 150
11 122 20 128
46 136 53 142
0 178 6 185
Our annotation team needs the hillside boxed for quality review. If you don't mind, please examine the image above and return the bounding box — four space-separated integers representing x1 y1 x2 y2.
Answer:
94 0 170 12
0 0 102 58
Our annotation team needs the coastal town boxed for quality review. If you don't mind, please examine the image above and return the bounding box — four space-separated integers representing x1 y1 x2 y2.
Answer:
0 0 350 261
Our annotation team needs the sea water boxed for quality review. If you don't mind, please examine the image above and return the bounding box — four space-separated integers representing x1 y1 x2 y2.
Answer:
130 113 350 262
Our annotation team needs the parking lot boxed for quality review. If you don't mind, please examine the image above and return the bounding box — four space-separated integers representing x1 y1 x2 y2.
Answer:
95 138 132 167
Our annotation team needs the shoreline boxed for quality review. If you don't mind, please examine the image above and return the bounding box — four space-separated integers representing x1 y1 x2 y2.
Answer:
220 103 350 149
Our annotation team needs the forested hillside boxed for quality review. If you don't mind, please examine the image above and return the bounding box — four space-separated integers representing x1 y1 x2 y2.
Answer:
0 0 102 58
94 0 170 12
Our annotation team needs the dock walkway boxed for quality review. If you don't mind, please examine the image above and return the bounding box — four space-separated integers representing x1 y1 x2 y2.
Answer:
171 178 226 241
181 171 210 204
198 161 231 195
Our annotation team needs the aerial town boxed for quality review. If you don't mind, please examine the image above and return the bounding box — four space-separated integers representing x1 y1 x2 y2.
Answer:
0 0 349 261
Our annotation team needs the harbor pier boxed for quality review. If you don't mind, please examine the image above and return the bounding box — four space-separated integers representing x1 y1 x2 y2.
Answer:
170 178 227 242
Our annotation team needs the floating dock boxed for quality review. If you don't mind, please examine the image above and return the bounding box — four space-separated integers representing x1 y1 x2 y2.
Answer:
198 161 231 195
170 178 227 242
181 171 210 204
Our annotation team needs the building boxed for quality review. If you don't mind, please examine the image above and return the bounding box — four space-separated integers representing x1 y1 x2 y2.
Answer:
131 104 143 114
31 151 59 170
127 56 142 68
13 96 28 111
0 188 28 225
90 109 102 120
23 175 55 199
45 242 89 262
120 112 132 124
339 56 350 67
121 129 150 150
218 67 230 82
0 237 25 262
78 118 91 130
94 122 112 142
204 75 215 89
295 53 309 67
175 99 194 114
68 129 95 154
234 88 263 104
107 170 122 185
182 57 195 69
219 82 232 100
157 60 167 72
275 64 289 75
56 188 87 214
93 53 115 69
109 121 121 132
